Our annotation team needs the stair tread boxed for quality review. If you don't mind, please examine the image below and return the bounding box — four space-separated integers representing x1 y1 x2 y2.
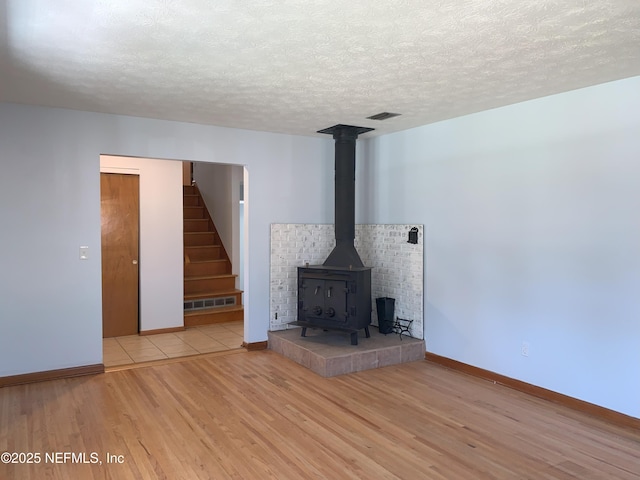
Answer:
184 245 222 249
184 305 244 316
184 273 237 280
185 259 228 264
184 231 215 235
184 289 243 300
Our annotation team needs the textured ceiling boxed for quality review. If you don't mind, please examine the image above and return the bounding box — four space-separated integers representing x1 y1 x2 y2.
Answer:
1 0 639 138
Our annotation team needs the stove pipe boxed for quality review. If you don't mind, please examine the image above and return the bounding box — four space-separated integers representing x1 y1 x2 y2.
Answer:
317 124 374 268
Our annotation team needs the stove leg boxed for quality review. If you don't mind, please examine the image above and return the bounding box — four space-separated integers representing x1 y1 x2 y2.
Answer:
364 326 370 338
301 327 307 337
350 332 358 345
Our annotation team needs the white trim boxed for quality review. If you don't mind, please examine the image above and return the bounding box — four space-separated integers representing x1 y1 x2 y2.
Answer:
100 166 140 174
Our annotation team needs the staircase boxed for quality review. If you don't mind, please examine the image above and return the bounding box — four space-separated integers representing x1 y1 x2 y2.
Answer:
183 184 243 326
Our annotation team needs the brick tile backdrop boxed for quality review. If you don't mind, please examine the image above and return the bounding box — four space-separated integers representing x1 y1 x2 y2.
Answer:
270 224 423 338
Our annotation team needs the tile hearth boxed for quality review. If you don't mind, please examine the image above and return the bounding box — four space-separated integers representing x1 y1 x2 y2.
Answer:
268 327 425 377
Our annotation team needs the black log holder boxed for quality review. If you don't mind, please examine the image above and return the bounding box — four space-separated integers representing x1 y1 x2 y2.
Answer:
394 317 413 340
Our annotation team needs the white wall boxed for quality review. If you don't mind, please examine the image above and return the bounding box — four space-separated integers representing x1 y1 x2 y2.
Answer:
0 102 332 376
360 76 640 418
232 166 244 285
100 155 183 333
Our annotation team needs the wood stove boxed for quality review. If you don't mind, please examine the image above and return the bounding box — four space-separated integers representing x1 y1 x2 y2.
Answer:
292 124 373 345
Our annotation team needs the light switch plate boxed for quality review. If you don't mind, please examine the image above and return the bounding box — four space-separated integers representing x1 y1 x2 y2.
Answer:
79 246 89 260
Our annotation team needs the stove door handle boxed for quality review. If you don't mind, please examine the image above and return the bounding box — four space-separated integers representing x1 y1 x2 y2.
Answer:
327 287 332 298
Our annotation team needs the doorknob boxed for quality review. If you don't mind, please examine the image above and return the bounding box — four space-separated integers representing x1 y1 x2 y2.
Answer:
132 260 138 265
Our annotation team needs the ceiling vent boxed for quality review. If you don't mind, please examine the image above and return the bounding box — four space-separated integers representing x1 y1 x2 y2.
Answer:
366 112 401 121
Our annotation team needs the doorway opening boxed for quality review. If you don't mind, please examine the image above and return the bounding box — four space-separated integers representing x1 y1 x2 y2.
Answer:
99 155 249 367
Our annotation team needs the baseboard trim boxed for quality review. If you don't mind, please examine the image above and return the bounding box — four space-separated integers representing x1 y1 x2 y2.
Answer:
0 364 105 388
139 326 186 336
243 341 268 351
425 352 639 430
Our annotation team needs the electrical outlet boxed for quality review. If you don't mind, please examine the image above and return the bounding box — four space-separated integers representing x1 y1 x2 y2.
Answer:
521 341 530 357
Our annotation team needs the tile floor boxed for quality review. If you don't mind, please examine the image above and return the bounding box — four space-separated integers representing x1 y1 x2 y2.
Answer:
103 321 244 368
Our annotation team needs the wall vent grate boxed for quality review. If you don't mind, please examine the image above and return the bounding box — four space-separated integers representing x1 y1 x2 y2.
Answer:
184 296 236 311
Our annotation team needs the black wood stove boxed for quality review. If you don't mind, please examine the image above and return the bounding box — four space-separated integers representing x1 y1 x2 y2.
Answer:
292 124 373 345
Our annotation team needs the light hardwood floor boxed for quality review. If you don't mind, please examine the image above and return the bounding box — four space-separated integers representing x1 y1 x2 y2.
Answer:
1 351 638 479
